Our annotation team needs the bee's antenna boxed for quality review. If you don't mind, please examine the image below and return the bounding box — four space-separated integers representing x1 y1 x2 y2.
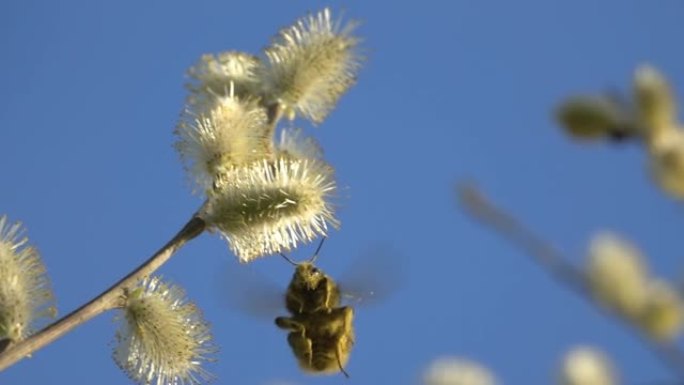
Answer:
279 253 298 266
309 237 326 264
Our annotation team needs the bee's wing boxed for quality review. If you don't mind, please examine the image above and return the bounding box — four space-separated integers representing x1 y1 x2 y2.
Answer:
213 261 285 319
337 244 407 307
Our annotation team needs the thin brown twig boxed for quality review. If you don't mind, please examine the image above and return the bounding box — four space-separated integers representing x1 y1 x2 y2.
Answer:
456 183 684 379
0 215 206 371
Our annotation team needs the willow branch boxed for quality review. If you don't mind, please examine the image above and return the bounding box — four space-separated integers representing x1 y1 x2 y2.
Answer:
457 183 684 379
0 215 207 371
264 102 284 150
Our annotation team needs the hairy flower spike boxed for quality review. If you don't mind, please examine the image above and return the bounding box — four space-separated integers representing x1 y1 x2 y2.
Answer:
637 280 683 341
0 216 55 342
634 65 677 139
559 346 616 385
187 51 264 107
264 8 362 124
423 357 497 385
175 92 271 192
202 157 338 262
586 232 649 318
277 127 324 160
556 95 638 141
114 276 216 385
647 127 684 199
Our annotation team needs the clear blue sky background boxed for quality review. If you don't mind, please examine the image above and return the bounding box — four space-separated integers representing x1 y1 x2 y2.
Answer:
2 1 684 384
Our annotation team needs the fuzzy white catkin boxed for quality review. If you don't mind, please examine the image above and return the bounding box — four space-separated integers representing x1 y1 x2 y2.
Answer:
423 357 497 385
202 156 338 262
277 127 324 161
638 280 684 341
556 95 636 140
186 51 264 106
175 92 271 193
113 277 216 385
263 8 362 124
586 232 649 318
634 65 677 139
0 216 55 342
558 346 617 385
647 127 684 199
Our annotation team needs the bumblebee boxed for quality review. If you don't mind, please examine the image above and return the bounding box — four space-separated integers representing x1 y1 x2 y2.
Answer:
276 238 354 377
219 238 402 378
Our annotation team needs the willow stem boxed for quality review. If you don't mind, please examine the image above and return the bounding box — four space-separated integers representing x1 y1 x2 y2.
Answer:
0 215 206 371
264 102 284 154
457 183 684 379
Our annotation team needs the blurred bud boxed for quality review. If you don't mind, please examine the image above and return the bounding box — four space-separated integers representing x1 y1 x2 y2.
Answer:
634 65 677 139
201 157 338 262
647 127 684 199
175 92 271 192
263 8 362 124
0 216 56 343
587 232 649 318
422 356 497 385
558 346 617 385
187 51 264 108
637 280 683 341
113 276 216 385
556 95 637 141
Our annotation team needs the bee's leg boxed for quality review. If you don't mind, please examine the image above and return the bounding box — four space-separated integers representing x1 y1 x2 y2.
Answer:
286 291 305 313
287 332 313 367
322 277 332 310
325 277 339 311
315 277 340 312
340 306 353 324
336 346 350 378
330 307 354 332
340 306 355 345
275 316 304 332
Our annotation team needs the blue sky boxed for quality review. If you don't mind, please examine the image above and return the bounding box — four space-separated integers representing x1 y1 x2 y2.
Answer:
2 1 684 384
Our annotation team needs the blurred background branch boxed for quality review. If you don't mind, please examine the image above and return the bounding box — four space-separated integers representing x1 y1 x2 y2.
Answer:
457 183 684 380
